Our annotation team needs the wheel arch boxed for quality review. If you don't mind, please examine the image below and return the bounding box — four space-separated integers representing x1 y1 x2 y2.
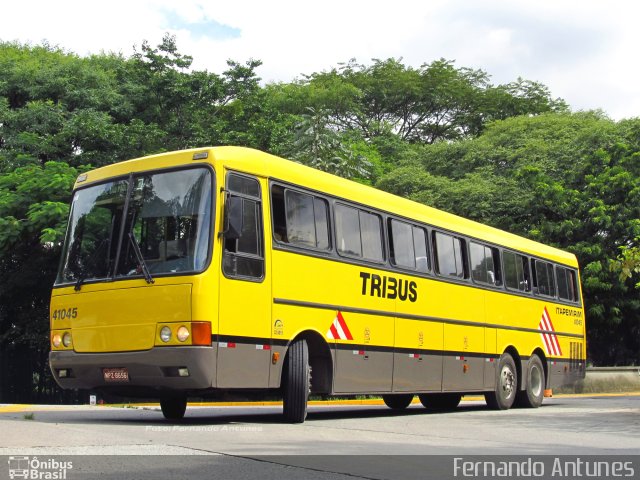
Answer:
284 330 333 394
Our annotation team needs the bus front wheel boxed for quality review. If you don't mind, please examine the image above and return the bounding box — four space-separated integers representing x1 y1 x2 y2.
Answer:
485 353 517 410
160 396 187 420
283 339 310 423
382 394 413 410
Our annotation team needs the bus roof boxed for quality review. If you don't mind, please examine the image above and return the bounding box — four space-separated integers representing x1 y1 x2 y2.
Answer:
76 146 578 267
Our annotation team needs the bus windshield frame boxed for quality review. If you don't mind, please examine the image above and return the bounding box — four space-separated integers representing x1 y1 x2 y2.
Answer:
55 165 214 287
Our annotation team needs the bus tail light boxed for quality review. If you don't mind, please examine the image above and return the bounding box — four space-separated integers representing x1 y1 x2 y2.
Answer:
191 322 212 346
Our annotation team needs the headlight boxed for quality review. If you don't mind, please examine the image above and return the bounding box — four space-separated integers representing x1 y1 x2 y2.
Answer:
52 334 62 348
177 326 190 342
160 326 172 343
62 332 72 347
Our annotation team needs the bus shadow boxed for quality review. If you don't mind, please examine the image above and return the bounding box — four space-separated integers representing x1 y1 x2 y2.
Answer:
92 402 492 427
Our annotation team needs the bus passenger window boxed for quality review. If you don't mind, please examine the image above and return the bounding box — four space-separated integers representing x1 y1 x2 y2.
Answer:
389 220 430 272
272 187 330 250
503 251 530 292
470 242 501 286
533 260 555 297
413 226 430 273
389 219 415 269
557 266 579 302
223 174 264 280
360 211 383 262
335 204 362 257
433 231 467 279
335 204 384 262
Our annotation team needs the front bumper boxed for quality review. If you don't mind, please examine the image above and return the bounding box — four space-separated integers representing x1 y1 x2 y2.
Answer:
49 346 217 392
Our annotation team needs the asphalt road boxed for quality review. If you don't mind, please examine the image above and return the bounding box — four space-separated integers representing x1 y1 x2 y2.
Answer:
1 394 638 479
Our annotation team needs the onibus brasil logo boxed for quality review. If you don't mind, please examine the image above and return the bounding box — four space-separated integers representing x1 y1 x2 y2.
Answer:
8 457 73 479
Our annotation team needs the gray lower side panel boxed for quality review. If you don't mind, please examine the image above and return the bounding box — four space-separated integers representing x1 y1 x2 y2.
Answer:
547 360 585 389
333 349 393 393
392 353 442 392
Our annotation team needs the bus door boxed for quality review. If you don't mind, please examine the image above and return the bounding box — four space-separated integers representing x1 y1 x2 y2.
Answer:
216 173 271 388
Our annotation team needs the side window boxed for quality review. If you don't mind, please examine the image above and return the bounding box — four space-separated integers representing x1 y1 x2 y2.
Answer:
433 231 467 279
389 219 430 273
412 226 430 273
335 204 361 256
556 266 579 302
470 242 501 286
335 204 384 262
222 173 264 279
533 259 555 297
503 251 531 292
271 185 330 250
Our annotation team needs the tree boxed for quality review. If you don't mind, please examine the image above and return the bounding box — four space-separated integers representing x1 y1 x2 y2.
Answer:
611 239 640 288
289 107 372 179
292 58 566 144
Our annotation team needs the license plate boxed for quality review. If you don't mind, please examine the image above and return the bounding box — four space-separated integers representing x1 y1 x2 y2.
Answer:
103 368 129 382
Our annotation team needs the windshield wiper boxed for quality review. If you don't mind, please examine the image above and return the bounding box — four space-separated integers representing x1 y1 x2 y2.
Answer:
74 270 86 291
128 232 154 284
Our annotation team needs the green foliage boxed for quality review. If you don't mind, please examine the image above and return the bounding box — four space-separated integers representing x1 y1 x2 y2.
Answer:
289 58 565 144
0 36 638 403
610 240 640 288
289 107 372 180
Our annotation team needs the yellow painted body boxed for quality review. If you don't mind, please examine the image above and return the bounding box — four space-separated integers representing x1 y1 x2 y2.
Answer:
50 146 586 393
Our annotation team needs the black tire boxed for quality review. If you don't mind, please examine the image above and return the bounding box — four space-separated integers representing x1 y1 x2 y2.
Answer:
160 396 187 420
382 394 414 410
515 355 545 408
283 339 311 423
485 353 518 410
418 393 462 411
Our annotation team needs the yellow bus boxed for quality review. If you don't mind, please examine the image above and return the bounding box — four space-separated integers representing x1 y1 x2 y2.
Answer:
50 147 586 422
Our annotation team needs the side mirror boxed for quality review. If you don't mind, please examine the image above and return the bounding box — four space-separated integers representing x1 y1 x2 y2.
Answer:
223 195 244 240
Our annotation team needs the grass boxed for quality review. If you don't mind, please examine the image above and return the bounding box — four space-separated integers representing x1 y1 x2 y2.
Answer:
556 375 640 394
23 413 35 420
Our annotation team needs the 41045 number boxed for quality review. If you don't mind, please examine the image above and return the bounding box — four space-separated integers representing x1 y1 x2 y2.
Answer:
51 307 78 320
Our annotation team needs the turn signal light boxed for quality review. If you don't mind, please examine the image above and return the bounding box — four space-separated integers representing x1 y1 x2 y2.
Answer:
191 322 212 346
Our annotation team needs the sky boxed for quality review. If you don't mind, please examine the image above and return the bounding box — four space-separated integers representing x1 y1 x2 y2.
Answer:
2 0 639 120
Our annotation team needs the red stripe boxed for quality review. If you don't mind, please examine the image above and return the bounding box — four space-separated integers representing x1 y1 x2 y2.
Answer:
553 336 562 356
539 315 556 356
228 342 236 349
336 311 353 340
543 307 556 332
539 320 553 354
329 323 340 339
543 308 562 356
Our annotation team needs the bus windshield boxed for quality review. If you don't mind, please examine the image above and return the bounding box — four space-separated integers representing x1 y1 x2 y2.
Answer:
56 167 213 286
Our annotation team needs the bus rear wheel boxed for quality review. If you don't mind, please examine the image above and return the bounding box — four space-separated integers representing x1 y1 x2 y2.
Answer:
283 339 311 423
515 355 545 408
160 396 187 420
418 393 462 411
485 353 517 410
382 394 413 410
